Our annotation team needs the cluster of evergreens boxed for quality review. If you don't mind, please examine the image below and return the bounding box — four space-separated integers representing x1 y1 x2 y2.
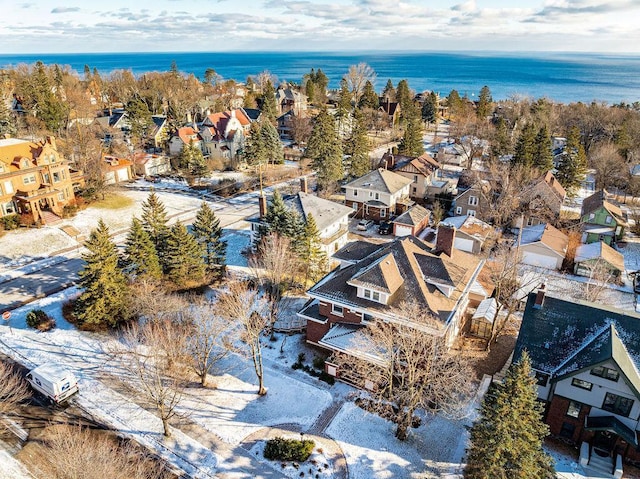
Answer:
73 192 226 328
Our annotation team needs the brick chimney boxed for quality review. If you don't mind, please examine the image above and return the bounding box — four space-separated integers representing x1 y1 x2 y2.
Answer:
300 176 308 193
435 224 456 257
258 194 268 218
533 284 546 309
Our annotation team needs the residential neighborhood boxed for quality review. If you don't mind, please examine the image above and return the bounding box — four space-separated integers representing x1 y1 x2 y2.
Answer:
2 54 640 479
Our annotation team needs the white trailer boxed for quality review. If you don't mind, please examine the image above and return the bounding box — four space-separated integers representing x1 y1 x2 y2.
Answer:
25 364 79 404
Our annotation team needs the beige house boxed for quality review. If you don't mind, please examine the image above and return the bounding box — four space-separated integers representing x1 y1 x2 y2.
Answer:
0 136 83 224
344 168 413 221
379 152 445 200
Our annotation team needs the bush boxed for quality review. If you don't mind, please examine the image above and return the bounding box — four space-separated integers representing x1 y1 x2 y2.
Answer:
26 309 56 331
312 356 325 370
1 214 20 230
318 372 335 385
264 437 315 462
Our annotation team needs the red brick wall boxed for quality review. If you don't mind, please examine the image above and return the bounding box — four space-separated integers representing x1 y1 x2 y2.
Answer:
345 200 388 221
306 320 330 344
546 395 591 444
318 302 363 324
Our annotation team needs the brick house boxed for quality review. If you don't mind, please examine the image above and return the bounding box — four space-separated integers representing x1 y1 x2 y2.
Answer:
298 228 492 384
344 168 413 221
0 136 83 224
392 204 430 237
513 290 640 475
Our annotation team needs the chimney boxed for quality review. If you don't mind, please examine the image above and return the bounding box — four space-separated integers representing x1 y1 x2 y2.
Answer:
533 284 546 309
300 176 308 193
258 194 268 218
435 224 456 257
46 135 56 149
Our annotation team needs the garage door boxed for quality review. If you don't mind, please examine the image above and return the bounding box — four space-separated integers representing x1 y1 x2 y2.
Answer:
395 225 413 237
454 237 475 253
116 168 129 182
521 251 558 269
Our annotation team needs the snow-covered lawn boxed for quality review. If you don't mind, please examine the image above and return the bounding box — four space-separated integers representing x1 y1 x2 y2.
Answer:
0 450 33 479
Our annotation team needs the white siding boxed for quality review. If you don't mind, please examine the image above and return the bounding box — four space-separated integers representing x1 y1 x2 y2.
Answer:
520 249 561 269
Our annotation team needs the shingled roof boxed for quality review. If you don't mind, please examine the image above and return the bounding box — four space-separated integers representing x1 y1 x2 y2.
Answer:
575 241 625 272
393 204 430 227
344 168 413 194
513 293 640 387
581 189 627 225
286 192 353 234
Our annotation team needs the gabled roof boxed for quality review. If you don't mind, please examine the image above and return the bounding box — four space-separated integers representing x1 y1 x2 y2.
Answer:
286 192 353 234
176 127 200 144
393 204 430 227
581 189 626 225
202 109 251 141
333 240 383 263
513 293 640 378
308 236 483 325
575 241 625 272
381 152 440 175
518 223 568 257
348 253 404 295
539 171 566 200
442 215 492 242
344 168 413 194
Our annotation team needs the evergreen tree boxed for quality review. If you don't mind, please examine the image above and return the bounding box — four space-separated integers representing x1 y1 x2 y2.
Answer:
25 61 67 133
398 104 424 157
304 79 316 104
465 352 554 479
298 214 328 285
396 79 412 116
305 108 344 190
0 98 16 137
140 191 170 263
346 109 371 178
74 220 129 327
164 222 206 288
476 85 493 119
245 119 284 167
447 89 463 117
533 125 554 172
337 78 353 124
512 123 537 169
260 80 278 121
126 95 153 147
179 140 209 182
122 217 162 280
491 117 511 158
358 80 379 110
382 79 396 102
421 92 438 124
192 202 227 281
556 126 587 194
255 190 304 245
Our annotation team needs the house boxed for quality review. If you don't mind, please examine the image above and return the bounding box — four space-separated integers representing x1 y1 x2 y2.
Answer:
102 155 133 184
344 168 413 221
298 229 491 383
513 290 640 474
515 223 568 270
251 178 354 256
275 86 308 116
452 181 491 220
0 136 84 224
436 142 469 167
378 99 400 126
516 171 566 228
148 115 169 150
132 153 172 178
199 109 251 161
168 126 202 157
392 204 430 237
581 190 627 245
379 152 448 201
331 240 383 269
574 242 625 280
441 215 493 254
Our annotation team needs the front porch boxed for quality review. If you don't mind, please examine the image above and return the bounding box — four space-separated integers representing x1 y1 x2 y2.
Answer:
578 416 638 478
14 187 65 224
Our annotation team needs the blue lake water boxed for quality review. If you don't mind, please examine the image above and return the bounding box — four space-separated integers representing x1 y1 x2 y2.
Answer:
1 51 639 104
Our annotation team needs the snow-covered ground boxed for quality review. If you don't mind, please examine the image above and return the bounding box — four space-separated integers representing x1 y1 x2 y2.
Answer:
0 449 33 479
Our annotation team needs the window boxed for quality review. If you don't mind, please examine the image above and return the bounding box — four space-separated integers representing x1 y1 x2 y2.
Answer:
589 213 596 220
571 378 593 390
22 174 36 185
58 192 65 201
602 393 633 417
372 291 380 302
381 209 386 218
456 206 462 215
566 400 582 418
559 422 576 439
53 172 61 183
413 175 418 183
468 210 476 217
590 366 619 382
21 159 29 168
535 371 549 387
374 192 379 200
412 187 417 194
527 216 537 226
364 289 371 299
468 195 478 206
605 215 613 224
353 189 358 197
43 173 50 184
352 203 358 211
331 304 344 316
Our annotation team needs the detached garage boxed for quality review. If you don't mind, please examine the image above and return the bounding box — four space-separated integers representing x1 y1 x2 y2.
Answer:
393 204 430 237
515 223 568 270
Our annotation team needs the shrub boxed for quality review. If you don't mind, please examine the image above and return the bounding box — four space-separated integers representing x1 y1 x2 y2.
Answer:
318 372 335 385
19 213 36 227
312 356 325 370
26 309 56 331
1 214 20 230
264 437 315 462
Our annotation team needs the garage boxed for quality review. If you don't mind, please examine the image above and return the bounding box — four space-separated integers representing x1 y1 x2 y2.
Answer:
394 224 413 237
454 237 475 253
520 250 560 269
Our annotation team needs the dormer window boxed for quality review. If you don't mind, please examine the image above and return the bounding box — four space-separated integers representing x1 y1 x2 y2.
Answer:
605 215 613 224
362 288 382 303
590 366 619 382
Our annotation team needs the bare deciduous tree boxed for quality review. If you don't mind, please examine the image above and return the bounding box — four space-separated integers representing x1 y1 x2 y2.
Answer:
216 281 270 395
0 361 30 433
335 313 473 441
579 258 618 303
38 424 169 479
344 63 376 105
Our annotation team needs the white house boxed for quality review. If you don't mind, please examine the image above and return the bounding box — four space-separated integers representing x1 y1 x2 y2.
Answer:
344 168 413 221
515 223 568 270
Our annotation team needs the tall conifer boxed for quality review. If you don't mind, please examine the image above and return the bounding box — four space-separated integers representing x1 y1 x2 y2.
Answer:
141 191 170 264
556 126 587 194
122 217 162 280
75 219 129 327
164 223 206 288
346 109 371 178
298 214 327 285
513 123 537 169
192 202 227 281
533 125 554 172
398 104 424 157
305 108 344 190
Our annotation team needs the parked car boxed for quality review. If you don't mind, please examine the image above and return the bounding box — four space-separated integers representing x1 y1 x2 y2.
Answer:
378 221 393 235
357 219 374 231
26 363 79 404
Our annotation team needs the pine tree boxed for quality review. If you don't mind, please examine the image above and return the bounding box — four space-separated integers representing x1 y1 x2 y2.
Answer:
75 219 129 327
305 108 344 190
260 80 278 121
164 223 206 288
491 117 511 158
421 92 438 124
398 104 424 157
0 98 16 137
447 89 463 117
465 352 555 479
336 78 353 124
179 141 208 182
556 126 587 194
476 85 493 119
126 95 153 147
382 79 396 102
358 80 379 110
533 125 554 172
512 123 537 169
122 217 162 280
298 214 328 286
396 79 412 116
245 119 284 167
346 109 371 178
192 202 227 281
140 191 170 264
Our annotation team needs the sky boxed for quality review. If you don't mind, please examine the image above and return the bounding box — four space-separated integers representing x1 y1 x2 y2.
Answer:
1 0 640 54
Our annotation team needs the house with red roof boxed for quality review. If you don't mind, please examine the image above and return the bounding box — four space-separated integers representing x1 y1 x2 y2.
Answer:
199 109 252 162
168 126 202 157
